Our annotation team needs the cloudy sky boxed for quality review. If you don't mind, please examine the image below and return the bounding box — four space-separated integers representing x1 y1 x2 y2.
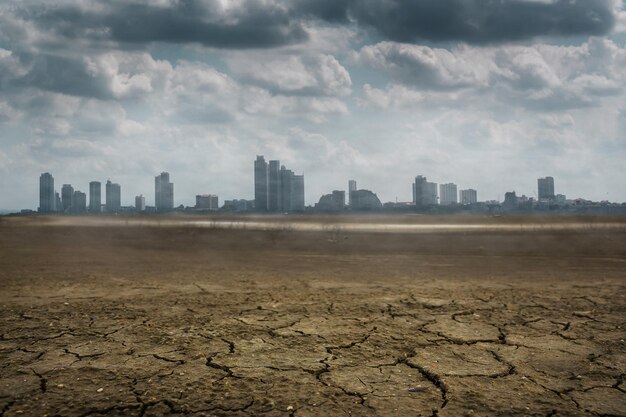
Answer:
1 0 626 210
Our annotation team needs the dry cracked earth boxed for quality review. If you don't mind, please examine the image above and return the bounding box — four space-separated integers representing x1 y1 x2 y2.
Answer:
0 216 625 416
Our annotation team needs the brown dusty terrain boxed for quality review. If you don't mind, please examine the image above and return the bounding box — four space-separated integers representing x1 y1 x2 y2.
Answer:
0 216 625 417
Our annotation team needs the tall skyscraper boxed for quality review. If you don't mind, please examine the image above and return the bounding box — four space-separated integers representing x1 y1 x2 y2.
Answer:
280 166 295 211
332 190 345 209
254 156 268 211
439 183 458 205
291 174 305 211
135 195 146 212
348 180 357 207
61 184 74 213
89 181 101 213
503 191 518 210
268 160 281 212
254 156 304 212
155 172 174 212
414 176 438 206
538 177 555 201
72 191 87 213
105 180 121 212
39 173 55 213
54 192 62 212
460 189 478 205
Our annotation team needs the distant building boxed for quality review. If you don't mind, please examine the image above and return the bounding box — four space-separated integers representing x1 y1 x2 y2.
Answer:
439 183 458 205
316 190 345 211
280 166 294 212
105 180 121 212
348 180 357 207
39 173 55 213
268 160 281 212
135 195 146 212
350 189 382 211
254 156 269 211
538 177 555 201
196 194 219 210
555 194 566 205
503 191 518 210
291 174 305 211
332 190 345 209
61 184 74 213
54 192 62 212
459 189 478 205
414 176 437 207
89 181 101 213
223 199 253 212
155 172 174 212
518 194 534 211
254 156 304 212
426 182 438 205
72 191 87 213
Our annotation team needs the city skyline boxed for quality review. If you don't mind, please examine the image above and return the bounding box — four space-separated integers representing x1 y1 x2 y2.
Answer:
1 1 626 210
31 157 622 215
6 148 625 211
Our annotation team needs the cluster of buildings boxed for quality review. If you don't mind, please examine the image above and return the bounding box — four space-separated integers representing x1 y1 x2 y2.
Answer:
39 174 125 214
412 176 478 207
37 172 217 214
33 159 624 216
254 156 305 212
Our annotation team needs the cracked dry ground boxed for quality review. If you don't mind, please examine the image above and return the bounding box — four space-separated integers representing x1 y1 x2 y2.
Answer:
1 218 626 416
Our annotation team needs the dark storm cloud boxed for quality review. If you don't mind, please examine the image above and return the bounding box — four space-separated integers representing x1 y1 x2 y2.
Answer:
17 54 111 99
4 0 617 51
300 0 617 44
14 0 307 50
106 2 308 49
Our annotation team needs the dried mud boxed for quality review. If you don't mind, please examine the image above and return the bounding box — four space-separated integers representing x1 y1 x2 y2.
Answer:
0 216 625 416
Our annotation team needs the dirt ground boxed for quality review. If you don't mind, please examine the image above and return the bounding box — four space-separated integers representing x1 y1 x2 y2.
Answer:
0 216 625 416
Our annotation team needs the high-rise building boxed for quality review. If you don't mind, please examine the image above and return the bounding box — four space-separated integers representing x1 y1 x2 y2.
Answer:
61 184 74 213
332 190 345 210
414 176 438 206
196 194 218 210
38 173 55 213
268 160 281 212
255 156 304 212
135 195 146 212
89 181 101 213
459 189 478 205
348 180 357 207
254 156 269 211
439 183 458 205
54 192 62 212
105 180 121 212
426 182 438 205
538 177 555 201
291 174 305 211
280 166 294 212
155 172 174 212
503 191 518 210
72 191 87 213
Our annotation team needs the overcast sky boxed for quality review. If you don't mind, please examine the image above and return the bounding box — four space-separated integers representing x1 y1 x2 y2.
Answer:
1 0 626 209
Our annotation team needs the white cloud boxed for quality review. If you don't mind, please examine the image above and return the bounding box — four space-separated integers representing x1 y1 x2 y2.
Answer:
0 100 21 123
357 42 487 89
357 38 626 112
226 52 352 96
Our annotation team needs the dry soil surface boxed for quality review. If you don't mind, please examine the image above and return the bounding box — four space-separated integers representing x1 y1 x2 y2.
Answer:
0 216 625 417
